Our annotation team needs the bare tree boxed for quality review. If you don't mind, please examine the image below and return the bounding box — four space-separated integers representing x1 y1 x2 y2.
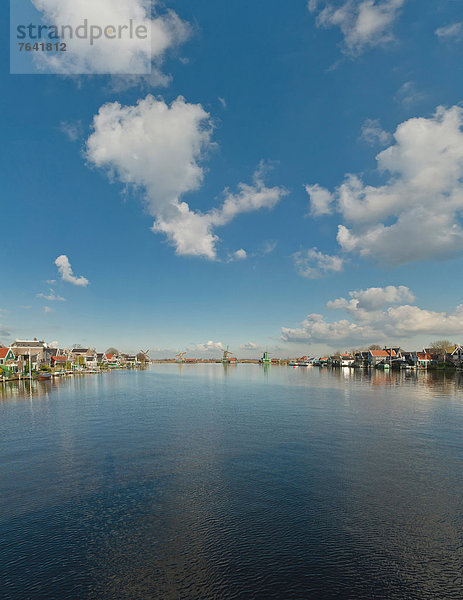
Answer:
368 344 381 351
428 340 456 356
106 347 119 355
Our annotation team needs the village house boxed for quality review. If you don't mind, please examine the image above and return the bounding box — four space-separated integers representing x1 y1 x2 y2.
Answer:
70 348 91 370
105 353 121 367
123 354 138 366
340 354 355 367
96 353 106 364
70 348 88 357
401 351 415 365
41 346 63 367
84 350 98 369
50 355 69 370
368 349 397 367
451 345 463 366
0 347 16 372
354 351 369 367
11 339 48 371
415 352 433 368
0 338 150 376
318 356 331 366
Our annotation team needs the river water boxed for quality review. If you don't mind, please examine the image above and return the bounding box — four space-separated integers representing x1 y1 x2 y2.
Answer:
1 364 463 599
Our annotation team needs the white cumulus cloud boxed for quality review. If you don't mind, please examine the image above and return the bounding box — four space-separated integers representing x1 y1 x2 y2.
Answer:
195 340 225 353
282 313 375 343
282 285 463 346
327 285 415 312
230 249 247 261
305 184 335 216
55 255 89 287
384 304 463 336
309 0 405 55
307 105 463 266
86 95 287 259
30 0 190 77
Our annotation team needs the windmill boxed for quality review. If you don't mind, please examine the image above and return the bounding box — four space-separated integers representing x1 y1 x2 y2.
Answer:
222 345 236 364
139 349 150 363
260 348 272 364
176 349 186 363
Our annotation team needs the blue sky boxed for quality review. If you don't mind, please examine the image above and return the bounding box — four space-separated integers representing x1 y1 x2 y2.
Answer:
2 0 463 357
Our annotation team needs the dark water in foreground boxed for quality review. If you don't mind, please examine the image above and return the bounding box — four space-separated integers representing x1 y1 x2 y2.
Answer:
1 365 463 600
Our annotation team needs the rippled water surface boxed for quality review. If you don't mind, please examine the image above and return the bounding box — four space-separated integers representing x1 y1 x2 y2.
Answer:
2 365 463 599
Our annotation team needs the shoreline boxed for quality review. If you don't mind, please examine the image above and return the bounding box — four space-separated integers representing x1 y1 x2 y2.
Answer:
151 360 462 371
3 361 462 384
0 366 142 384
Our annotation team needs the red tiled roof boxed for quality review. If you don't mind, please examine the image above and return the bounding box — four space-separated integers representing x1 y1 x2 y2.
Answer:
105 353 114 360
0 347 11 359
417 353 432 360
52 356 68 361
370 350 397 357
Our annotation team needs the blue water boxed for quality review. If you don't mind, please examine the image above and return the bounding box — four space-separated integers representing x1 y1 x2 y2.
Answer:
1 365 463 599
